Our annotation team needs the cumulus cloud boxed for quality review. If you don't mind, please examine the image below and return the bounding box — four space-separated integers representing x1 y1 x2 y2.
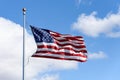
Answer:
88 51 107 59
0 17 78 80
72 9 120 37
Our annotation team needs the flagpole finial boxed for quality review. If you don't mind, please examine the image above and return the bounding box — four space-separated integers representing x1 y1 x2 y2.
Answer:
22 8 26 15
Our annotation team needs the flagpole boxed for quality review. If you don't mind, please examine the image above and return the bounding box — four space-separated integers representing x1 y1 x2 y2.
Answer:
22 8 26 80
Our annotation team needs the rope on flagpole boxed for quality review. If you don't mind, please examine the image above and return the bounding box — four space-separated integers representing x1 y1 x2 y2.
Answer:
22 8 26 80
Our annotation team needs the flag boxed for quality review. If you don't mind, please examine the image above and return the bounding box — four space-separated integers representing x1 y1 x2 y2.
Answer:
30 25 87 62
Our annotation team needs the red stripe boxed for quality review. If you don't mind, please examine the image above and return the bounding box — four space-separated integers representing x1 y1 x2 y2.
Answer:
75 36 83 38
32 55 87 62
61 36 82 40
35 51 87 58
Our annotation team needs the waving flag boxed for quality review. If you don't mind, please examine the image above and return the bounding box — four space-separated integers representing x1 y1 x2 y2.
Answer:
30 25 87 62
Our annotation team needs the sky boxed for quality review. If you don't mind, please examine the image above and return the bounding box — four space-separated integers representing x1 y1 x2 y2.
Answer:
0 0 120 80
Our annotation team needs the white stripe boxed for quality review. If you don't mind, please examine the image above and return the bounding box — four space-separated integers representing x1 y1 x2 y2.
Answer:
37 42 58 47
50 31 59 35
33 53 87 61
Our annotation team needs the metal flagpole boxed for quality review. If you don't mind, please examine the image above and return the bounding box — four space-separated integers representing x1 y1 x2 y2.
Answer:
22 8 26 80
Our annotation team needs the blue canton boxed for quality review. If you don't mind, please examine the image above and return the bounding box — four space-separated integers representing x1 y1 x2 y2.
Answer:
31 26 54 43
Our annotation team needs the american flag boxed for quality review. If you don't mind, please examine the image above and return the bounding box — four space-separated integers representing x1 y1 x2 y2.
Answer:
30 26 87 62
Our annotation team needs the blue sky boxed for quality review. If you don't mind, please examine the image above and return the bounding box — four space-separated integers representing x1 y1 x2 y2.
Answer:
0 0 120 80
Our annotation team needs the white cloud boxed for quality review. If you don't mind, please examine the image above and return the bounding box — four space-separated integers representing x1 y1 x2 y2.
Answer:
0 17 78 80
75 0 92 7
37 74 59 80
88 51 107 59
72 9 120 37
